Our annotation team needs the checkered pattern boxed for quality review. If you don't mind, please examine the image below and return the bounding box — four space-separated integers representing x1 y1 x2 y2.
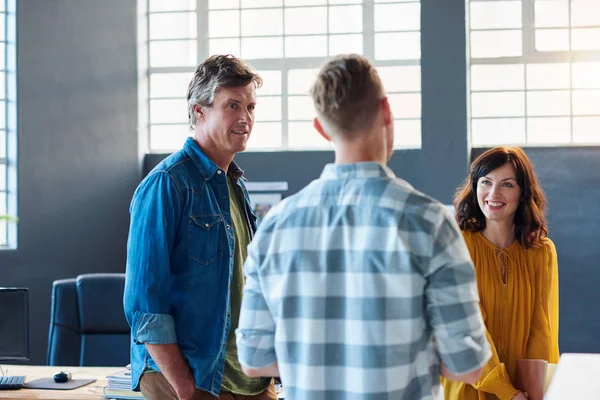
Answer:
236 162 491 400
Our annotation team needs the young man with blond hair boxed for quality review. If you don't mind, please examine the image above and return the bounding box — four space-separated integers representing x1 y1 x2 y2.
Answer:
235 54 492 400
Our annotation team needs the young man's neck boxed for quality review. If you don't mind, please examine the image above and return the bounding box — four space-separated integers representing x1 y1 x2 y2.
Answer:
482 219 516 249
333 135 387 166
193 135 233 173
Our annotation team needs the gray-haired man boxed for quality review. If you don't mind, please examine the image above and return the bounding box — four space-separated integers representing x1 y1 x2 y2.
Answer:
124 55 277 400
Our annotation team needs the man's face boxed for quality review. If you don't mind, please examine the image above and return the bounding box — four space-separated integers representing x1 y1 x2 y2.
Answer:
197 84 257 157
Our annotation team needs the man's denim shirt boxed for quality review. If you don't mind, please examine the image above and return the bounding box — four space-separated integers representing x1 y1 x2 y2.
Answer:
124 138 257 396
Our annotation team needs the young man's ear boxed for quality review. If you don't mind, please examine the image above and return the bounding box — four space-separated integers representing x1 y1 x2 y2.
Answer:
380 97 393 126
314 118 331 142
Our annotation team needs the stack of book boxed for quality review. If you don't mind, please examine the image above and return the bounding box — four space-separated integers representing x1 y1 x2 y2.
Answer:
103 365 143 400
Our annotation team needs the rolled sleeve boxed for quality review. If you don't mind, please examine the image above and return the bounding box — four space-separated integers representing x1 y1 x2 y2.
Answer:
124 171 182 346
133 312 178 344
236 244 277 369
426 213 492 375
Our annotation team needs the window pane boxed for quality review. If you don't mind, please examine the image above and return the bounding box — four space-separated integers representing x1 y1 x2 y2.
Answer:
0 192 6 215
150 0 196 11
285 36 327 57
288 122 329 149
329 0 362 5
571 28 600 50
150 124 190 152
470 1 522 29
573 90 600 115
288 96 315 121
572 62 600 89
0 72 5 99
471 118 526 145
571 0 600 27
329 6 362 34
0 16 5 41
248 122 283 149
472 92 525 117
288 69 320 95
150 40 197 67
0 131 5 158
150 12 196 40
255 96 282 122
527 90 570 116
375 32 420 60
242 37 284 58
256 71 282 95
150 73 193 98
0 102 4 129
535 29 570 51
242 0 283 7
471 30 522 58
242 9 283 36
377 66 421 92
388 93 421 119
527 117 571 144
394 119 421 149
285 0 326 5
471 64 525 91
526 63 570 89
329 34 363 55
209 0 239 9
573 116 600 143
534 0 569 28
0 44 6 70
209 10 240 38
150 99 189 123
285 7 327 35
375 3 420 32
209 38 241 57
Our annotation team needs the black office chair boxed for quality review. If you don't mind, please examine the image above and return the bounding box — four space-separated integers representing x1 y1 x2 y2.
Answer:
47 273 130 366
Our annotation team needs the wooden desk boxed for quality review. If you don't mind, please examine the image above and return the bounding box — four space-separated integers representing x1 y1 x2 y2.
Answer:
0 365 117 399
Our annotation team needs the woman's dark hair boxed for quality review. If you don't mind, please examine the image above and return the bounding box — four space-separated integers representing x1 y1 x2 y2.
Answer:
454 146 548 249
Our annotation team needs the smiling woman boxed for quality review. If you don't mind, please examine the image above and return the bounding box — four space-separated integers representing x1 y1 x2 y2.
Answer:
442 146 559 400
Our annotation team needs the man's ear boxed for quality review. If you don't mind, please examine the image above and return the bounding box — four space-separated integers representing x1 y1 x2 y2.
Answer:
193 104 204 121
314 118 331 142
380 97 393 126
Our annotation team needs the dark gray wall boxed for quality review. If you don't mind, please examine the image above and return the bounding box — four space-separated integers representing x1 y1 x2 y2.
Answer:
0 0 139 364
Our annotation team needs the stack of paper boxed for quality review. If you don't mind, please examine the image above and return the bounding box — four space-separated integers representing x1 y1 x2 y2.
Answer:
104 366 143 399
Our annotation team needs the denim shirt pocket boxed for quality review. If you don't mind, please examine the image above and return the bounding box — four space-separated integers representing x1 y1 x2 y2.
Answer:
188 214 223 265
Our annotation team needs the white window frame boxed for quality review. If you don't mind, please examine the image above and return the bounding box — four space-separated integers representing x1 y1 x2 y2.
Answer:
0 0 17 249
140 0 422 153
468 0 600 147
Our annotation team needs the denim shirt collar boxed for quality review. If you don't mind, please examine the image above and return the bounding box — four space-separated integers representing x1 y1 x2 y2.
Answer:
320 161 396 180
183 137 245 181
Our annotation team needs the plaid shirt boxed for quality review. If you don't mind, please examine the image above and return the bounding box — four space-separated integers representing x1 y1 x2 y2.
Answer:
236 162 491 400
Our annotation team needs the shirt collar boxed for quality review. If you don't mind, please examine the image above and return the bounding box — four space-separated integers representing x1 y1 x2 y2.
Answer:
319 161 396 180
183 137 245 181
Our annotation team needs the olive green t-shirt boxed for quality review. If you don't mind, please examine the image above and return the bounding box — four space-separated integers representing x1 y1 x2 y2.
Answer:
220 176 271 395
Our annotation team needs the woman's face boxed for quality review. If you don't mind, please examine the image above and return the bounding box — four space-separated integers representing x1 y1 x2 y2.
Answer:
476 162 522 224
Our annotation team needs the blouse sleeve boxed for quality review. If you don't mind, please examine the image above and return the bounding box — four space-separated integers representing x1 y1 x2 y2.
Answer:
526 239 560 363
470 305 521 400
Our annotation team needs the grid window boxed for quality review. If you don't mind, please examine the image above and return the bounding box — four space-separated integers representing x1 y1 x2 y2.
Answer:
0 0 16 247
469 0 600 146
144 0 422 152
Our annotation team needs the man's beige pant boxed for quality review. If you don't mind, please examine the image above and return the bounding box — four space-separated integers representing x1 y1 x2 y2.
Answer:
140 371 278 400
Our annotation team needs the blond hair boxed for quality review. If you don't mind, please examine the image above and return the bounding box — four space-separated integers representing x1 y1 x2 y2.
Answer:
310 54 385 139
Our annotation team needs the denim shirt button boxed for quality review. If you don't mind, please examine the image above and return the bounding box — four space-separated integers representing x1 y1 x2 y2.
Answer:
217 170 222 175
226 225 231 229
204 223 209 228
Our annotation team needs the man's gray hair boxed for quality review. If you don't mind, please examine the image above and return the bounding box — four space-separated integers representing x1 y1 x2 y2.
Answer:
187 54 262 130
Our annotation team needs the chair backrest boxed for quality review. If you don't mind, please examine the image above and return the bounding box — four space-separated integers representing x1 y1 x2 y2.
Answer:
47 273 129 366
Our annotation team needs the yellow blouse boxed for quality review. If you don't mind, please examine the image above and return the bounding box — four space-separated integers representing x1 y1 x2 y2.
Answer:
441 230 559 400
